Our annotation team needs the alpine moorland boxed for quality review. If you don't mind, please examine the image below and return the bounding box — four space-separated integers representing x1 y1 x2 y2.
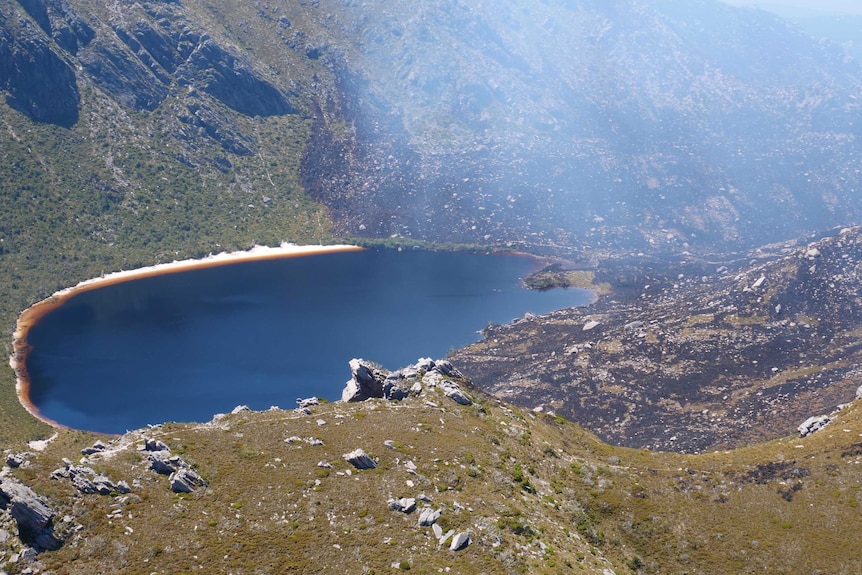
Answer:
3 0 862 573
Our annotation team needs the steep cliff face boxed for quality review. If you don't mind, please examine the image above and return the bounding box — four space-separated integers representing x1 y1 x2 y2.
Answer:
0 8 79 126
1 0 295 146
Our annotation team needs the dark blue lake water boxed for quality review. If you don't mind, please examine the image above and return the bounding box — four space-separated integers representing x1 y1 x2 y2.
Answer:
25 249 591 433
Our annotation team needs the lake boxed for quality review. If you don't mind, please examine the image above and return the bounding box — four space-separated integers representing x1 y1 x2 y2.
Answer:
21 248 591 433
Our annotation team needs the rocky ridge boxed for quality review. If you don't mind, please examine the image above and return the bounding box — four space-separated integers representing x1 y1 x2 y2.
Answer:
453 226 862 453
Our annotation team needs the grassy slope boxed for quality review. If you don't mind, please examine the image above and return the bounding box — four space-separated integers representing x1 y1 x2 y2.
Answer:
6 383 862 574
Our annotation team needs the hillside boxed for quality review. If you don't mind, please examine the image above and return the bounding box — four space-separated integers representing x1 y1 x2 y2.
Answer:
454 226 862 453
3 0 862 266
2 363 862 574
4 0 862 436
5 0 862 572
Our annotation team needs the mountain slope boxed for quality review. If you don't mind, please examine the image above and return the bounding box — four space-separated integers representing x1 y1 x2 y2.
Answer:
2 0 862 264
3 369 862 574
453 225 862 452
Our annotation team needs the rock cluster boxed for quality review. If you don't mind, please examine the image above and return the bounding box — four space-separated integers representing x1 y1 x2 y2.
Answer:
5 453 30 469
50 460 130 495
388 497 416 514
341 358 471 406
140 437 208 493
798 414 832 437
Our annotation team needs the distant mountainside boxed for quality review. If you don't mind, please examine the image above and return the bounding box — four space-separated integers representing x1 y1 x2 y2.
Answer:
454 225 862 453
2 0 862 266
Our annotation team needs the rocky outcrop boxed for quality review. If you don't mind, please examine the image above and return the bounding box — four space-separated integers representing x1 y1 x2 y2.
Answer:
0 11 79 126
798 415 831 437
170 468 208 493
0 477 62 551
388 497 416 514
138 436 208 492
5 453 30 468
341 358 470 405
80 440 108 455
50 460 131 495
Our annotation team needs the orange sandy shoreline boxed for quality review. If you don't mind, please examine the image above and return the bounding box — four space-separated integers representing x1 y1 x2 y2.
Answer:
9 243 364 431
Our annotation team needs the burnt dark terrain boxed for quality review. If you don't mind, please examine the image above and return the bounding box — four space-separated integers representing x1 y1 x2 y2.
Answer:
452 226 862 453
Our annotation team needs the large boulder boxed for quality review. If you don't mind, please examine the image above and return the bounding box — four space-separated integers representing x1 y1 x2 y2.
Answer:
449 532 470 551
798 415 831 437
343 449 377 470
341 359 388 402
0 478 63 551
169 468 208 493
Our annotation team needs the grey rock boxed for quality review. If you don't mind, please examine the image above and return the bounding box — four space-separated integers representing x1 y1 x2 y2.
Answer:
388 497 416 514
856 384 862 400
116 480 132 494
81 441 108 455
148 452 177 475
438 529 455 546
341 359 388 402
798 415 831 437
432 523 443 539
142 439 170 452
418 508 442 526
71 475 96 495
231 405 251 414
342 449 377 470
416 358 436 372
382 376 409 401
442 381 472 406
296 396 320 409
0 477 62 551
6 453 28 468
92 475 116 496
19 547 38 563
449 532 470 551
432 360 461 378
169 468 208 493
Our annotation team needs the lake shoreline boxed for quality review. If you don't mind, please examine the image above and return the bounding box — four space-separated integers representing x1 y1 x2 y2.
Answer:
9 243 363 431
